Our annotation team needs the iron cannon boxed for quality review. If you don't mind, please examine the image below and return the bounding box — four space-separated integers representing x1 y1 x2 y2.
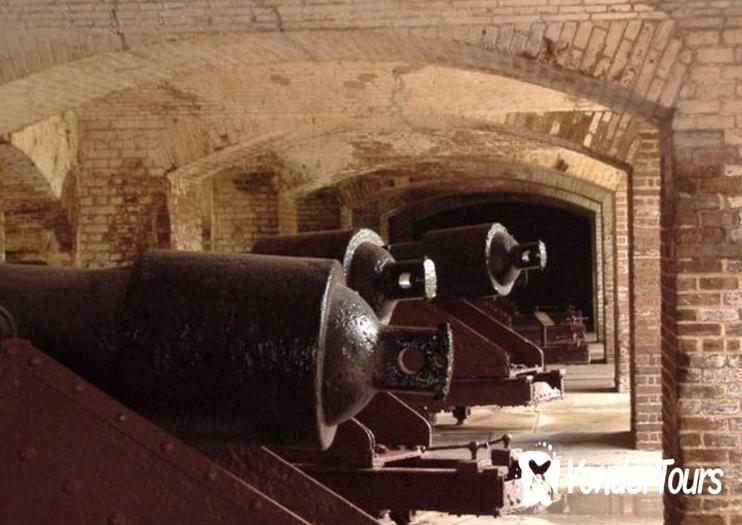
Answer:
389 223 546 299
0 250 453 449
252 228 436 323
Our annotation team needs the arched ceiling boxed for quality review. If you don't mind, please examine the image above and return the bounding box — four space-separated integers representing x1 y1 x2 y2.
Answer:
0 24 679 136
328 157 616 210
166 125 624 205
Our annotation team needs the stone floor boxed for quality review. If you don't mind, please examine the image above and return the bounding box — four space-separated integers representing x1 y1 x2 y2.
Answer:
407 362 663 525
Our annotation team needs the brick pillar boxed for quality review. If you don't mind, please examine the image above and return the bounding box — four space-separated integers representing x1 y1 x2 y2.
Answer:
0 156 4 262
297 188 341 232
603 197 617 364
630 131 663 449
0 206 4 263
340 205 353 229
663 139 741 524
168 179 205 252
352 203 381 232
615 179 631 393
211 170 278 252
594 208 605 345
75 116 171 268
278 194 298 234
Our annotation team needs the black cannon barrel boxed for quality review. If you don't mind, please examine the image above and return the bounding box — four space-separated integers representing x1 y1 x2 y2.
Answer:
389 223 547 299
252 229 436 322
0 251 452 449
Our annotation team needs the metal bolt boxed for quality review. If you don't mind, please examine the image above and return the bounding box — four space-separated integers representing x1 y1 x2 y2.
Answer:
28 356 42 367
5 346 18 357
161 442 174 454
73 383 85 393
18 447 38 461
251 500 264 512
115 412 127 424
63 480 80 495
205 466 218 481
108 513 127 525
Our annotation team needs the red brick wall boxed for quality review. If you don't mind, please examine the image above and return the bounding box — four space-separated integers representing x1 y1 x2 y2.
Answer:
212 171 278 252
352 203 381 232
75 115 171 267
631 130 663 449
662 9 742 523
297 189 341 233
615 179 631 393
168 179 207 252
602 197 617 365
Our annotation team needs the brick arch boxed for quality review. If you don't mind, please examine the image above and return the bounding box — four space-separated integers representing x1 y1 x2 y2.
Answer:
322 153 621 205
381 189 603 240
0 142 74 265
167 122 627 202
313 169 619 373
81 62 649 177
382 187 612 361
0 3 681 80
0 22 683 136
300 161 629 403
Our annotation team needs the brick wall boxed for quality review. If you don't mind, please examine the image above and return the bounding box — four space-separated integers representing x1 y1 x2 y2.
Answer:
212 171 278 252
594 207 605 349
1 2 742 522
615 178 631 393
602 197 617 365
278 194 299 234
631 130 663 449
661 7 742 524
297 189 341 233
0 143 73 266
352 203 382 233
168 179 206 252
75 114 171 267
0 197 4 262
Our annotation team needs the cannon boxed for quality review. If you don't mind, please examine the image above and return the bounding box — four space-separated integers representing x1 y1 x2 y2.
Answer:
477 298 591 364
389 223 546 299
250 225 559 518
253 224 546 322
253 228 436 322
392 299 564 424
253 225 559 425
0 250 452 449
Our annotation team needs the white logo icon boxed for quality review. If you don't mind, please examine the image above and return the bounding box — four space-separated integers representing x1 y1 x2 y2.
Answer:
518 445 560 508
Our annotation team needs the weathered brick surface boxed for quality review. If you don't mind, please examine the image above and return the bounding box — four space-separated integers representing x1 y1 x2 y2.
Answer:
615 177 632 394
212 170 278 252
352 203 382 233
342 160 621 363
659 5 742 523
0 201 4 262
0 143 73 265
74 113 171 267
631 130 662 448
0 2 740 522
168 178 207 252
297 189 341 233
